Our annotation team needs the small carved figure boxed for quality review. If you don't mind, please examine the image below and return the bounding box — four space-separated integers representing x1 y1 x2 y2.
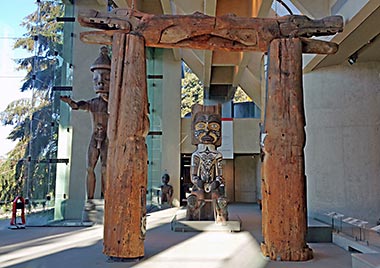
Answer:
60 46 111 201
186 104 228 222
186 194 205 220
215 196 228 224
160 173 173 206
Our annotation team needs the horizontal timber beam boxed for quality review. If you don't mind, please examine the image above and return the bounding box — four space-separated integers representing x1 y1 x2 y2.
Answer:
78 8 343 54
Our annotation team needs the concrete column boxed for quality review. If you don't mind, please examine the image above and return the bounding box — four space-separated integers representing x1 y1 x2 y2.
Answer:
162 49 182 206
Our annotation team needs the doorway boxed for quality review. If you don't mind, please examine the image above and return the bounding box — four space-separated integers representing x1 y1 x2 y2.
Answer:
234 155 257 202
180 154 192 206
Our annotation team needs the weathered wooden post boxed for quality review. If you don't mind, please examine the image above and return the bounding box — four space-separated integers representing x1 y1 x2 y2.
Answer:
261 38 312 261
76 9 343 261
104 32 149 259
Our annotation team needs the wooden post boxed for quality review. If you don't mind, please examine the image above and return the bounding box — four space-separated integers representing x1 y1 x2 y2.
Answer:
103 32 149 259
76 9 344 262
261 38 313 261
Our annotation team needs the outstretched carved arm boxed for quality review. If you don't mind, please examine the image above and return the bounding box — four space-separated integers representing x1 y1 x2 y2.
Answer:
60 96 89 111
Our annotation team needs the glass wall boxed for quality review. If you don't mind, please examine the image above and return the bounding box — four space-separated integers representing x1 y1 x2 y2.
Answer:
53 0 74 221
146 48 164 210
0 0 74 224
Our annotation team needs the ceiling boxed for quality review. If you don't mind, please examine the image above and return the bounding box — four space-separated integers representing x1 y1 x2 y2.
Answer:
110 0 380 108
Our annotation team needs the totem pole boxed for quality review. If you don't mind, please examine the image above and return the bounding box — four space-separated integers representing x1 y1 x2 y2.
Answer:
60 46 111 207
186 104 228 224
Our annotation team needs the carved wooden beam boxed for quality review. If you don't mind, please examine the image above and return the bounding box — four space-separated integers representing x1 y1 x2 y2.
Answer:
78 8 343 54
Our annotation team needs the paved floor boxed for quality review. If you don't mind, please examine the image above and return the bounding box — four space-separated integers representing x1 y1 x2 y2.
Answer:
0 203 353 268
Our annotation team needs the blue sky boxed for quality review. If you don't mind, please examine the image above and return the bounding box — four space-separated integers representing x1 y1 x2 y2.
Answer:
0 1 36 157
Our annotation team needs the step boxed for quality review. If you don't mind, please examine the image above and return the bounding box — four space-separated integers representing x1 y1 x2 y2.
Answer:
307 218 332 242
352 253 380 268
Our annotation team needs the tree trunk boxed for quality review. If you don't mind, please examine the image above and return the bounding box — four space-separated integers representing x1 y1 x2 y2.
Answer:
261 38 313 261
103 32 149 259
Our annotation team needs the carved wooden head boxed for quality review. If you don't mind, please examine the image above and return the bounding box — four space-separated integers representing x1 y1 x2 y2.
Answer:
161 173 170 184
191 104 222 147
91 46 111 99
90 46 111 71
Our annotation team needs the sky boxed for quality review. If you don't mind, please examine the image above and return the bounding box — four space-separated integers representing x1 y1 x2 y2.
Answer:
0 1 36 157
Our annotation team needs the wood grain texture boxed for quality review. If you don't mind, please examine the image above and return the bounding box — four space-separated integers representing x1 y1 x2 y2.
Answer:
78 9 343 54
261 38 313 261
75 7 345 262
103 33 149 259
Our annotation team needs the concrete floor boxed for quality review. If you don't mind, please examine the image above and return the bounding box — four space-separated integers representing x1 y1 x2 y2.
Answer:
0 203 353 268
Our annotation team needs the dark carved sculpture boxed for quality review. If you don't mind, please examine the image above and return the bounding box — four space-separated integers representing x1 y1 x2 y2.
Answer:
160 173 173 206
186 104 228 224
60 46 111 202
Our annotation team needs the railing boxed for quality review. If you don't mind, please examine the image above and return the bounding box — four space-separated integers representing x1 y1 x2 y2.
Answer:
1 198 55 219
325 211 380 249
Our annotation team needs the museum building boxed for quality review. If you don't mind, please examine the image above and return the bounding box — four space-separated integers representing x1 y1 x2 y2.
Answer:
51 0 380 258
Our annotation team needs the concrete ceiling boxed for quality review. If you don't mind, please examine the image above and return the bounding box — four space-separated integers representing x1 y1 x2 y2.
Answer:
110 0 380 108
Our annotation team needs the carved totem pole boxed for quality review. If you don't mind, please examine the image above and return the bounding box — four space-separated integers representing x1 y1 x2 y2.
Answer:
77 7 343 261
186 104 228 223
60 47 111 205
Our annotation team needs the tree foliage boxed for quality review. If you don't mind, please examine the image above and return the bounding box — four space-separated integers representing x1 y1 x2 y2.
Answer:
233 87 253 103
14 1 63 92
181 62 203 117
180 63 254 117
0 1 64 205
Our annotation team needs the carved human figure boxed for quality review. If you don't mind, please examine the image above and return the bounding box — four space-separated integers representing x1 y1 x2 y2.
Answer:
186 104 228 223
60 46 111 202
186 194 205 220
160 173 173 206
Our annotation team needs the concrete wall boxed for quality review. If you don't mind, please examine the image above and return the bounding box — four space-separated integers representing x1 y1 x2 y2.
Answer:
234 155 258 202
234 118 261 154
161 49 182 207
304 61 380 224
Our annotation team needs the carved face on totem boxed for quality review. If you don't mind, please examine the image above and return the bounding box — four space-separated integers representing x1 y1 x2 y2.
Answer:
92 68 111 101
194 114 221 144
91 46 111 102
191 104 222 147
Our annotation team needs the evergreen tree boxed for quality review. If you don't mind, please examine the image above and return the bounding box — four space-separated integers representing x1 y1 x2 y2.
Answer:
0 1 64 206
14 1 63 93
